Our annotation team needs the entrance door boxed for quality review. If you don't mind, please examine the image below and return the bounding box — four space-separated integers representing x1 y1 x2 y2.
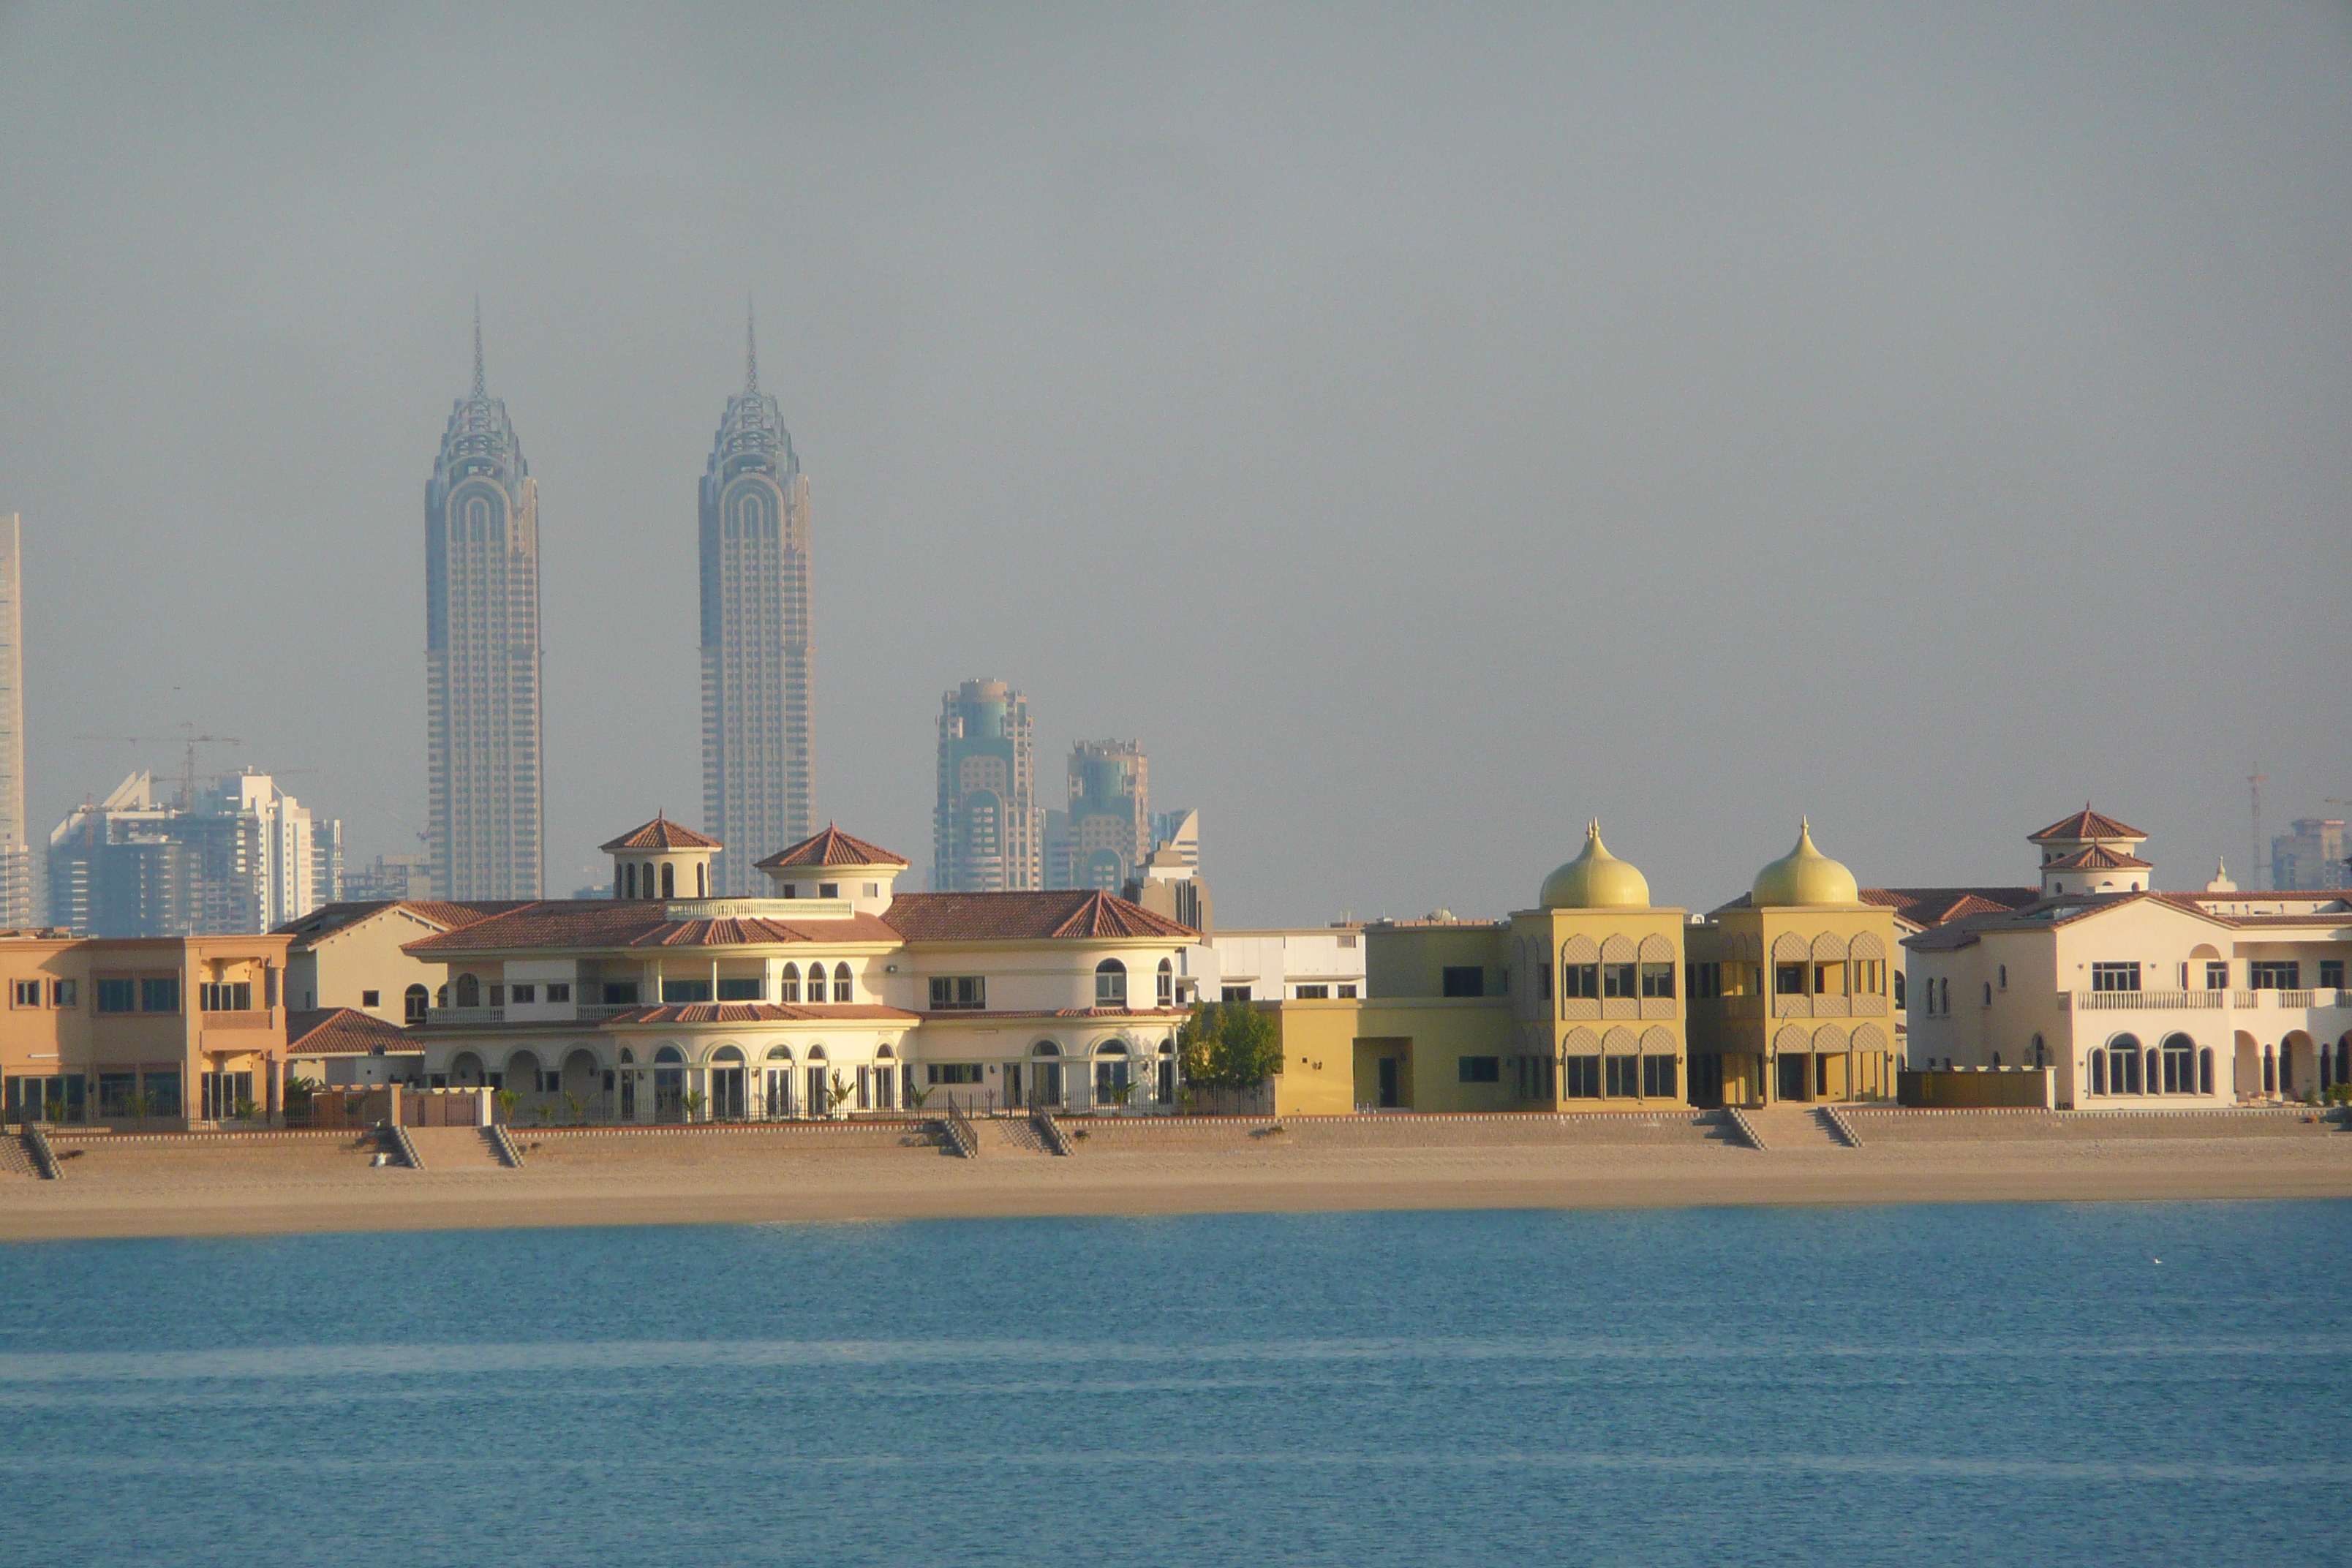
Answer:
1377 1057 1400 1109
654 1068 684 1120
807 1065 828 1116
1039 1061 1063 1107
1004 1064 1024 1109
711 1068 744 1120
1776 1053 1809 1103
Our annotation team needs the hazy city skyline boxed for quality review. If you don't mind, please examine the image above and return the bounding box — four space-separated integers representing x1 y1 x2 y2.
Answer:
2 4 2348 924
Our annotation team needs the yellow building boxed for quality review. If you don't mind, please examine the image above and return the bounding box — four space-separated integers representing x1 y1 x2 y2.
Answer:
1266 823 1689 1115
1686 821 1899 1107
0 931 294 1126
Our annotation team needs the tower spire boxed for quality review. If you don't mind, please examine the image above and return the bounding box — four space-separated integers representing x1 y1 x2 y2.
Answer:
745 296 760 397
471 297 486 399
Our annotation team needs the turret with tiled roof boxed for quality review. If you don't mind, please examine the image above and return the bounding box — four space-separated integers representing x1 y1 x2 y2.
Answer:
601 813 721 902
2029 804 2152 897
755 823 909 871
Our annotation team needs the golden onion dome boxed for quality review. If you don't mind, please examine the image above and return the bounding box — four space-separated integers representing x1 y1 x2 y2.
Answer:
1539 821 1651 909
1752 818 1860 907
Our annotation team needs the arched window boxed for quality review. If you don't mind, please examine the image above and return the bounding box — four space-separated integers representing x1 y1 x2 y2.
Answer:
618 1047 635 1064
2030 1033 2046 1068
766 1044 793 1061
404 984 429 1024
1030 1040 1062 1057
661 863 676 900
1096 959 1128 1007
455 973 480 1009
2160 1034 2195 1094
711 1045 743 1064
2263 1046 2276 1095
697 864 706 897
625 863 637 899
655 1045 684 1064
2198 1047 2215 1096
780 963 799 1003
1157 957 1173 1006
834 966 851 1003
2090 1051 2106 1096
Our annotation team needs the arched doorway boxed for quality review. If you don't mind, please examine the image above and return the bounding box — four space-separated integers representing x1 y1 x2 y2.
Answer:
1158 1037 1177 1106
709 1045 745 1120
454 973 480 1009
653 1045 685 1121
806 1046 830 1118
560 1048 601 1115
1028 1041 1063 1109
2158 1034 2194 1096
1094 1041 1131 1108
2280 1032 2313 1098
764 1044 795 1117
505 1049 543 1109
404 984 429 1024
449 1051 485 1088
875 1044 898 1112
2103 1033 2143 1095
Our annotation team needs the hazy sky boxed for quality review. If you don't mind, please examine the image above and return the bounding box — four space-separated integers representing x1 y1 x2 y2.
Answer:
2 2 2348 924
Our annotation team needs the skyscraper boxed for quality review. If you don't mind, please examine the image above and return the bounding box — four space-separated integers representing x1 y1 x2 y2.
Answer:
0 515 29 926
701 309 814 893
1057 739 1150 892
426 311 543 900
933 679 1040 892
47 769 333 937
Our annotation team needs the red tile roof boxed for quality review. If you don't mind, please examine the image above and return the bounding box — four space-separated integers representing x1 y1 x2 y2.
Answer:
603 1003 919 1026
2042 844 2152 872
600 814 723 852
275 900 527 942
881 889 1197 941
755 823 911 870
2028 805 2145 843
286 1008 415 1055
404 901 902 955
1862 886 2043 927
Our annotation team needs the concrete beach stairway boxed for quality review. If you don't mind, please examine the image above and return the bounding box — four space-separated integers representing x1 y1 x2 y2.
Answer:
1740 1108 1851 1150
970 1117 1055 1156
403 1126 510 1170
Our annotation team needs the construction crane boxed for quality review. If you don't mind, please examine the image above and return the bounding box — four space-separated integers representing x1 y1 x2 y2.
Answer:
75 723 243 810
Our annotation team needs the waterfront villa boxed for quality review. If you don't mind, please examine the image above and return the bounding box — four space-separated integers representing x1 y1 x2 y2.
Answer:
396 818 1196 1120
1902 808 2352 1107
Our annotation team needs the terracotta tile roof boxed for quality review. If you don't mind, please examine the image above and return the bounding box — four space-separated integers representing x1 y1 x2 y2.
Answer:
274 900 526 942
881 889 1197 941
404 901 902 955
1901 889 2242 951
919 1006 1191 1022
603 1003 920 1026
2028 805 2145 843
599 814 723 852
2042 844 2152 872
286 1008 416 1055
1863 886 2043 928
755 823 911 870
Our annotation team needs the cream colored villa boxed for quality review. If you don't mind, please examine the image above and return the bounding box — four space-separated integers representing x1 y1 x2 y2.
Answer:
1904 807 2352 1107
401 818 1196 1119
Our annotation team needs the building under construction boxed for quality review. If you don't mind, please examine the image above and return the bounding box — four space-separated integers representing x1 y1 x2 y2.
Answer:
45 771 341 938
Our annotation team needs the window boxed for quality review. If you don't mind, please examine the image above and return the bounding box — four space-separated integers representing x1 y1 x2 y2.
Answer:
601 982 640 1005
1294 984 1330 1000
1157 960 1173 1005
927 1063 984 1085
1640 962 1675 999
140 977 180 1013
547 982 571 1003
1564 1055 1601 1098
1689 962 1722 1000
10 979 39 1008
1605 1055 1639 1097
1983 982 1992 1007
2090 962 2141 993
509 984 535 1004
1442 966 1485 998
1221 985 1253 1002
2323 960 2345 990
661 979 712 1003
1457 1055 1500 1083
198 981 250 1013
660 864 675 900
717 978 762 1001
1852 960 1884 995
1537 965 1552 1000
1337 984 1358 999
1096 960 1128 1006
1602 963 1637 999
1893 971 1906 1010
455 974 480 1007
1338 933 1357 948
930 976 987 1011
50 979 75 1008
1997 964 2007 990
2159 1034 2195 1094
1775 962 1807 996
819 883 839 899
488 985 505 1007
199 1071 255 1122
2248 960 2299 990
361 990 380 1008
1641 1055 1677 1098
1563 963 1599 999
780 964 800 1003
864 883 880 897
2198 960 2225 990
833 968 852 1003
404 984 429 1022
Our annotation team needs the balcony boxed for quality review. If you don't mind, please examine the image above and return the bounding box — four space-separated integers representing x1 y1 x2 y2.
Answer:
2058 988 2341 1013
197 1008 275 1029
426 1006 504 1028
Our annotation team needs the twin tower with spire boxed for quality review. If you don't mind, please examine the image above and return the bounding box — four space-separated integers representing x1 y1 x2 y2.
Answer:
424 306 813 901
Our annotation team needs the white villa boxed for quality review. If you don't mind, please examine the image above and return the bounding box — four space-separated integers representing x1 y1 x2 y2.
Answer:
1904 807 2351 1107
402 817 1197 1120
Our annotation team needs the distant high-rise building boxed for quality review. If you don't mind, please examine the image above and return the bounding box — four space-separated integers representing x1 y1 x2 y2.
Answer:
48 770 336 937
342 851 434 905
0 514 30 926
933 679 1040 892
2273 818 2348 891
701 309 814 893
426 309 543 900
1057 739 1149 892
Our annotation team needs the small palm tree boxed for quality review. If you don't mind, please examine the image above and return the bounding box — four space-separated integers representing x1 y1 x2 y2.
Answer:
562 1090 585 1126
493 1087 519 1124
682 1089 708 1122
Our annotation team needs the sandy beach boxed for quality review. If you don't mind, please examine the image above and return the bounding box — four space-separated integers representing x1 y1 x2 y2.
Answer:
1 1108 2345 1243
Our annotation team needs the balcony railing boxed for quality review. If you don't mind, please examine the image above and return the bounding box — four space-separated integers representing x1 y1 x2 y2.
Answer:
198 1008 275 1029
2059 988 2340 1012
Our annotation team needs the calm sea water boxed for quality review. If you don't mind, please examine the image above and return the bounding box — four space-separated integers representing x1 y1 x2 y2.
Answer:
1 1202 2347 1567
